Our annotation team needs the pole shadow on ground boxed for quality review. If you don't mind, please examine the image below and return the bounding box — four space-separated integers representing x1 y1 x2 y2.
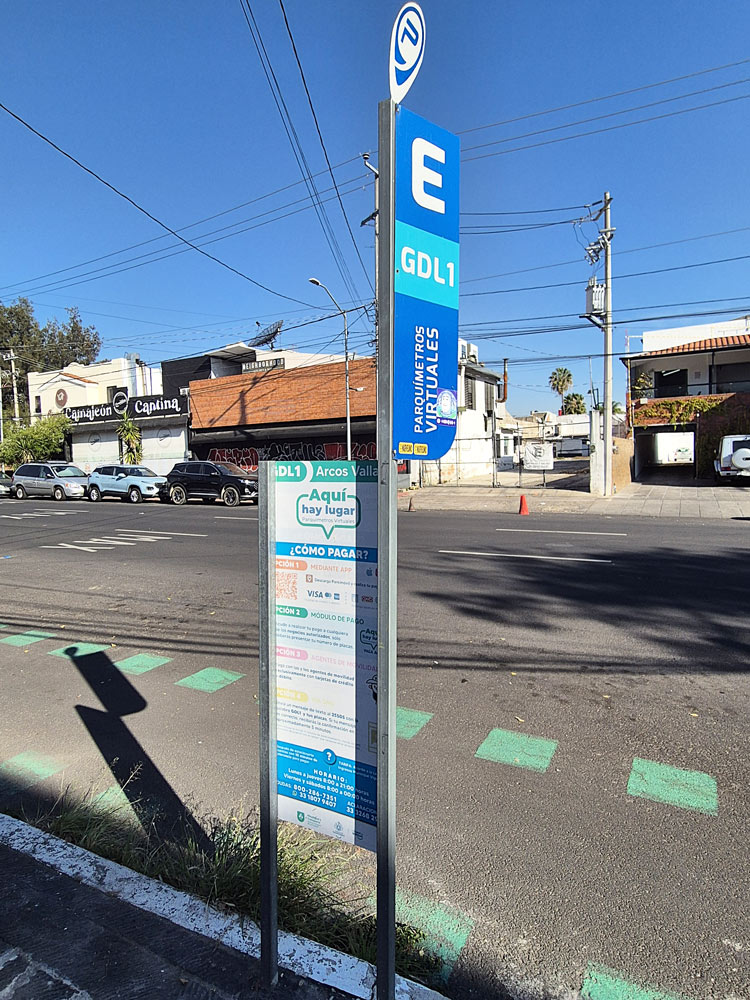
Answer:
64 645 212 853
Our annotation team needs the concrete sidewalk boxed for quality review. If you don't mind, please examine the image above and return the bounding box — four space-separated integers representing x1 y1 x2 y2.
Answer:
398 481 750 518
0 839 347 1000
0 815 442 1000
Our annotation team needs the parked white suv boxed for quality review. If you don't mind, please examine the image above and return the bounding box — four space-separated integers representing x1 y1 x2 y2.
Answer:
714 435 750 481
88 465 168 503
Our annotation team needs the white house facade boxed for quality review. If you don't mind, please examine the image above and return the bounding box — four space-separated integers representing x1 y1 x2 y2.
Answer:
27 354 190 475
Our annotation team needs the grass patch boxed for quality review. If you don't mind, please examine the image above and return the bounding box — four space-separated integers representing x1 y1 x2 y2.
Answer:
13 784 441 987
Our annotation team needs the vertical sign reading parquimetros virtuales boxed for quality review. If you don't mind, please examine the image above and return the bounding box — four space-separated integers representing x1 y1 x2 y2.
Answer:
273 461 378 852
393 107 459 461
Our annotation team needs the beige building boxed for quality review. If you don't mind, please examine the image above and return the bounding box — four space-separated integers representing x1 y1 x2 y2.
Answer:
26 355 189 475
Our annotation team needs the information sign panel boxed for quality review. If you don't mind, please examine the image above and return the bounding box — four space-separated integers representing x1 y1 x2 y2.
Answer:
272 460 378 852
393 107 459 461
523 442 554 471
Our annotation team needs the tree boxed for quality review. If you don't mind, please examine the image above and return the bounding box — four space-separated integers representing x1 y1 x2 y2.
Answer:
549 367 573 412
0 298 101 421
562 393 586 414
40 307 101 370
0 414 70 466
117 413 142 464
594 400 625 414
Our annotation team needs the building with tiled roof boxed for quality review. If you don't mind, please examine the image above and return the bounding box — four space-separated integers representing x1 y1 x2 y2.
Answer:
620 317 750 479
188 357 377 469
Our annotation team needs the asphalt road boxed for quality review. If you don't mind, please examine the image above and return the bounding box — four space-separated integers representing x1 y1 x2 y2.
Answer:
0 495 748 1000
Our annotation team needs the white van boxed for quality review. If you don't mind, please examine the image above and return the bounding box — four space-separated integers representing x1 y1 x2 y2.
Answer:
714 435 750 481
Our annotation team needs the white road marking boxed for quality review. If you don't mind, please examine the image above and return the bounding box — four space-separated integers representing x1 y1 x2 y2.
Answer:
115 529 208 537
41 543 112 552
215 516 258 521
1 513 49 519
33 508 86 513
107 533 163 542
2 509 85 519
495 527 626 537
84 537 138 546
439 548 613 564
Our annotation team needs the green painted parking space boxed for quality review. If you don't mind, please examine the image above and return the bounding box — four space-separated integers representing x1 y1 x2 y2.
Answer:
48 642 112 659
627 758 718 816
0 751 65 792
395 890 473 982
175 667 246 693
475 727 558 772
115 653 172 675
396 706 433 740
0 629 56 647
582 963 688 1000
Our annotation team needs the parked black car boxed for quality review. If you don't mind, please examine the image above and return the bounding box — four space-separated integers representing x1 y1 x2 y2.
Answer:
165 461 258 507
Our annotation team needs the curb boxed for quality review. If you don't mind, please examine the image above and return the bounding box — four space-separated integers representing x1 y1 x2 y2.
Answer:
0 814 445 1000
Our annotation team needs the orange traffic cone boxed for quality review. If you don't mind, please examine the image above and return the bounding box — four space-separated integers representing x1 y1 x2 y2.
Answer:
519 494 530 515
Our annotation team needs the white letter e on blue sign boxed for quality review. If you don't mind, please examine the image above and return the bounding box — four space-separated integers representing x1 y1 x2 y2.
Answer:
411 138 445 215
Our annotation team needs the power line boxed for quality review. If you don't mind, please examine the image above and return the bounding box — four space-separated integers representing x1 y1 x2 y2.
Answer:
0 162 366 296
462 202 599 216
2 175 368 300
460 296 750 331
0 100 313 307
4 303 374 379
462 75 750 155
462 224 750 286
470 304 750 342
463 92 750 163
460 213 595 236
277 0 374 296
237 0 362 315
458 56 750 135
461 253 750 298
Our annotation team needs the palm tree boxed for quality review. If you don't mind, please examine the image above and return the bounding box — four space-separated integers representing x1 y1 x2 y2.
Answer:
549 367 573 412
562 392 586 414
117 413 142 464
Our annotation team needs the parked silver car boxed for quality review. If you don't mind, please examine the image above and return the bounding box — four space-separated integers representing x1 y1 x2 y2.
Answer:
87 464 168 504
0 474 12 497
12 462 89 500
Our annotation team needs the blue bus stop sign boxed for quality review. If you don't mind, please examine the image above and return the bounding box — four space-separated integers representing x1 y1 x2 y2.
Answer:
392 107 459 461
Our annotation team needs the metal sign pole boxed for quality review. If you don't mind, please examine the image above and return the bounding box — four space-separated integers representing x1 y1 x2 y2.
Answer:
258 461 278 986
376 96 397 1000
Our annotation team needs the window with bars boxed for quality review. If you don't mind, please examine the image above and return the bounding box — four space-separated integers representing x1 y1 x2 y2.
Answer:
484 381 495 413
465 377 475 409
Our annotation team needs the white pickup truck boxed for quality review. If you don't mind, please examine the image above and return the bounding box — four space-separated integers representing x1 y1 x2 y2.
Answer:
714 435 750 481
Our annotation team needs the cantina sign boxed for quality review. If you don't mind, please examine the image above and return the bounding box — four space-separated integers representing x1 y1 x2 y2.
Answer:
65 393 189 424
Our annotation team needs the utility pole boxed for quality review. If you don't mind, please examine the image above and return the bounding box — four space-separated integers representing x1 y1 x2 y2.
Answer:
0 351 21 424
9 351 20 425
603 192 613 497
581 192 615 496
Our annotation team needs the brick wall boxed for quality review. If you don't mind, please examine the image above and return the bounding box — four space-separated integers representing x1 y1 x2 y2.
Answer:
189 357 376 430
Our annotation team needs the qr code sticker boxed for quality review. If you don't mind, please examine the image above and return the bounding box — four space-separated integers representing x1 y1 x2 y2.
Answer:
276 572 298 602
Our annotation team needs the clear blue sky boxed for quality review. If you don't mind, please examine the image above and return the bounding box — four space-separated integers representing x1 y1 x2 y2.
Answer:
2 1 749 414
